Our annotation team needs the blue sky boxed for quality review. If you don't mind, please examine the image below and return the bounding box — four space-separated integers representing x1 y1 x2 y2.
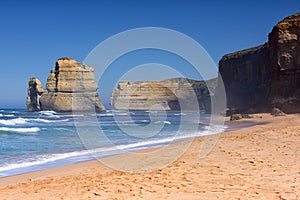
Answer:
0 0 299 108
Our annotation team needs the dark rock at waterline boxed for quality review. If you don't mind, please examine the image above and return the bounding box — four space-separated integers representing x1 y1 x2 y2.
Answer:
271 108 286 117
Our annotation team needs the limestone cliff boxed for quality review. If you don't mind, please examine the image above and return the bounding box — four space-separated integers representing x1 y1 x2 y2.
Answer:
219 12 300 113
111 78 217 113
26 78 46 111
26 58 105 113
269 13 300 113
219 44 271 112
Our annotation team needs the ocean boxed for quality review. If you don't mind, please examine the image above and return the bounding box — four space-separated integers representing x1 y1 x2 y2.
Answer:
0 109 225 177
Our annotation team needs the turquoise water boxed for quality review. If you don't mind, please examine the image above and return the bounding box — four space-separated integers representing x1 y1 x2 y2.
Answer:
0 109 225 177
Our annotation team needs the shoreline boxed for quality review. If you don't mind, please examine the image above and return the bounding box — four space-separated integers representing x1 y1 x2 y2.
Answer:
0 111 226 179
0 113 299 199
0 115 259 182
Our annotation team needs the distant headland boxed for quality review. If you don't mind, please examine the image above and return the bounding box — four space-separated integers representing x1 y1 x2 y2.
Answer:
110 78 217 113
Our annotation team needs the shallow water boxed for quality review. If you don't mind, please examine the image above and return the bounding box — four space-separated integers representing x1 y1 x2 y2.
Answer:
0 109 225 177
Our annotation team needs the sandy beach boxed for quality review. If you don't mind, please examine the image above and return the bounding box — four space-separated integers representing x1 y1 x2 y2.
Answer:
0 113 299 200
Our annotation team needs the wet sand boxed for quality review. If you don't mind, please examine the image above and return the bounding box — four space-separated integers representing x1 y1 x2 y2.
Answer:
0 113 299 199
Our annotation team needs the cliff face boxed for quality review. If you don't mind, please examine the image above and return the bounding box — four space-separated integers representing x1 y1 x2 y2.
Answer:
111 78 216 113
26 58 105 112
219 12 300 113
269 13 300 113
219 44 272 112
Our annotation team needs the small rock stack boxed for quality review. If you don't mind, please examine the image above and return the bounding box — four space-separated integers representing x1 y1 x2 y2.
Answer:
26 78 46 112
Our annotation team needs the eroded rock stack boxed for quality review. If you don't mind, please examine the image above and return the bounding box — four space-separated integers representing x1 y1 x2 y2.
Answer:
219 12 300 113
26 58 105 112
26 78 46 111
111 78 216 113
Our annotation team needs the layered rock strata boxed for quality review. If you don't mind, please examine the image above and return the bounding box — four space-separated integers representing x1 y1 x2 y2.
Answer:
111 78 216 113
26 58 105 112
219 12 300 113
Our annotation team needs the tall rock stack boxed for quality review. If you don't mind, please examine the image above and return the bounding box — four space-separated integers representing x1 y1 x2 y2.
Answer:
26 58 105 112
219 12 300 113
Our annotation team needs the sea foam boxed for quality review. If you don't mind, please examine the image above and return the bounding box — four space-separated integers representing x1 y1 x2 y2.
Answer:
153 120 172 125
0 127 40 133
39 110 60 118
0 117 69 126
0 118 28 126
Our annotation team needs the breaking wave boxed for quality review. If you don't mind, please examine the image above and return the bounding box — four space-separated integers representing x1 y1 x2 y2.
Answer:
0 118 28 126
0 127 41 133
